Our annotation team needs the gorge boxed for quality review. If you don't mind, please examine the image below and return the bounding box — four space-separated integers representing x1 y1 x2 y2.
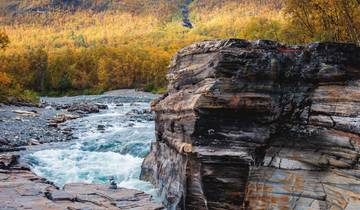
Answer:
1 0 360 209
141 39 360 209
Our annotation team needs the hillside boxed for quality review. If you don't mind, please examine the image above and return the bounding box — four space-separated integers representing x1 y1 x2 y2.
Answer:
0 0 359 103
0 0 282 21
0 0 185 17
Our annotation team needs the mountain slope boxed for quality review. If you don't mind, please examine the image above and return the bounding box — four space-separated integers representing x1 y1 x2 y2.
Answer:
0 0 186 17
0 0 281 17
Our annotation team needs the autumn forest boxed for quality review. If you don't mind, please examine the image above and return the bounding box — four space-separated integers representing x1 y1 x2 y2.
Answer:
0 0 359 102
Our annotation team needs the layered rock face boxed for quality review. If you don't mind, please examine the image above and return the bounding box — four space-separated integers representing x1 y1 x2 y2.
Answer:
141 39 360 209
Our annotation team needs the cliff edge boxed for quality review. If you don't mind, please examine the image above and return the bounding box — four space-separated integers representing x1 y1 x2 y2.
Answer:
141 39 360 209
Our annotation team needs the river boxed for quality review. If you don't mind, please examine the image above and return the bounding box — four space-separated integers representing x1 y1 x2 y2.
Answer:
21 90 159 198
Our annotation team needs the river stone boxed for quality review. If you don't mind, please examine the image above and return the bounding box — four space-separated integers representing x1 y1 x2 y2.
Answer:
0 137 9 145
67 103 100 114
95 103 109 109
97 124 106 130
141 39 360 209
0 154 18 168
27 138 40 145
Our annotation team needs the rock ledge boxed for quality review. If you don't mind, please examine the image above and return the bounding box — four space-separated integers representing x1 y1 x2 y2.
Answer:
141 39 360 209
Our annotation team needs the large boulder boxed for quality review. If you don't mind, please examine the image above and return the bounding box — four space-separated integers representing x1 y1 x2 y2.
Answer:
141 39 360 209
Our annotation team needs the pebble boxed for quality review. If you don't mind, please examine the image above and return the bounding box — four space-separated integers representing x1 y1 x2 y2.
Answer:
28 139 40 146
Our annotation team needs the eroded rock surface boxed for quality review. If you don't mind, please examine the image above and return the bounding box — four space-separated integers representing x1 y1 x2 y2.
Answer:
141 39 360 209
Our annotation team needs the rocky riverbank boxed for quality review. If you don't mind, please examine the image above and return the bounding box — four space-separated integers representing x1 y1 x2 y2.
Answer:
0 153 163 209
0 90 163 210
0 101 109 150
141 39 360 209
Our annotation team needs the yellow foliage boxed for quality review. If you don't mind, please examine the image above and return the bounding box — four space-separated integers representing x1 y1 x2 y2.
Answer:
283 0 360 43
0 0 359 100
0 72 11 85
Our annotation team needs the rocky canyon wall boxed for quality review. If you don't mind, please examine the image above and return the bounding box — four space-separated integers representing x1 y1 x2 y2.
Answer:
141 39 360 209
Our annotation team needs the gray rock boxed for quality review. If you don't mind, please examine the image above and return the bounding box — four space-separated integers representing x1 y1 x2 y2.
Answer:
67 103 99 114
27 138 40 145
0 137 9 145
95 103 108 109
97 124 106 131
141 39 360 209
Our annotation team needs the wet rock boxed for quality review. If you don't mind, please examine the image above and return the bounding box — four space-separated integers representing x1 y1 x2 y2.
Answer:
49 113 80 124
14 117 23 121
45 106 53 110
67 103 100 114
109 176 118 189
62 127 73 132
27 138 41 146
62 129 72 135
126 122 135 127
0 137 9 145
97 124 106 131
141 39 360 209
126 109 154 121
12 110 38 117
47 123 58 128
52 103 71 110
74 110 87 115
95 103 108 109
0 146 25 153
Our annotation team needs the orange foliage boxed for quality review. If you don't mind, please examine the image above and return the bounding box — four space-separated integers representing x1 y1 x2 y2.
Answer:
0 0 359 101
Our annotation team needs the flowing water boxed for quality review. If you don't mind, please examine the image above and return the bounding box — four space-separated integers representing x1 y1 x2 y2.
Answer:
22 90 159 197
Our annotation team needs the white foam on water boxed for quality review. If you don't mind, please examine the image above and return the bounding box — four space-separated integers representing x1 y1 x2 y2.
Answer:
29 149 143 186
